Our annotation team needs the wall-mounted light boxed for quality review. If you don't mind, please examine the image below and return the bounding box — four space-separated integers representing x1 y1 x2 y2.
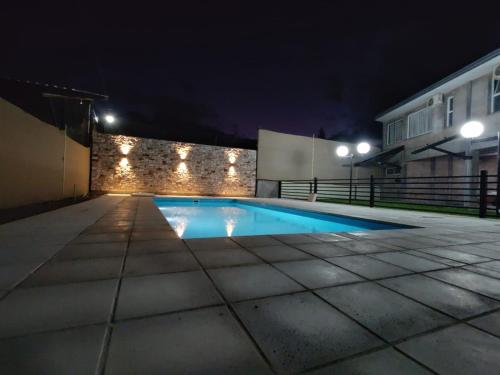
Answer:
228 154 237 164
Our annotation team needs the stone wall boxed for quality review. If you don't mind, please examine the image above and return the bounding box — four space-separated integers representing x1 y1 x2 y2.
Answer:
91 132 256 196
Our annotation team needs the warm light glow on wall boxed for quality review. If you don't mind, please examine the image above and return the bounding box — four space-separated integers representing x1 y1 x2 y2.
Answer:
228 166 236 176
119 158 129 168
225 149 240 164
120 144 131 155
176 145 192 160
112 135 138 156
177 162 188 174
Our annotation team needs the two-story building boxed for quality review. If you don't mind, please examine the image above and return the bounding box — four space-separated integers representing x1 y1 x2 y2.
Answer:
362 48 500 178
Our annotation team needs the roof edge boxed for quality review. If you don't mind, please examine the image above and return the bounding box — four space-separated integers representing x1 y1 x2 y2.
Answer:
375 48 500 121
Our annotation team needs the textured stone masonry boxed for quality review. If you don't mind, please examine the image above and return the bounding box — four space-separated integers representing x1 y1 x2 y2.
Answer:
91 132 256 196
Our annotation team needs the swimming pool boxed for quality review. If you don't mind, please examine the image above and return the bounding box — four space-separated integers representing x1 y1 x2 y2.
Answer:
155 198 406 239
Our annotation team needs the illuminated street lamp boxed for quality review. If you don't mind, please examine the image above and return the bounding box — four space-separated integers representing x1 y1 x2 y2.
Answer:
460 121 484 139
357 142 371 155
336 142 371 204
460 120 500 214
104 114 116 125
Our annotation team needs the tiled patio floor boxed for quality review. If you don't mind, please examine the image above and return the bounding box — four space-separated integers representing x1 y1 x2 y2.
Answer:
1 196 500 374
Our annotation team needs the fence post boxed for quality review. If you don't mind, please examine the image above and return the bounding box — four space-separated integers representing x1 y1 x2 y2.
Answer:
309 182 312 193
313 177 318 194
277 181 282 199
479 170 488 218
369 175 375 207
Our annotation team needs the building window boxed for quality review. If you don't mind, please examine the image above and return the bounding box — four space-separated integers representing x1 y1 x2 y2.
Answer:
446 96 454 127
385 167 401 177
386 119 403 145
493 65 500 113
408 107 432 138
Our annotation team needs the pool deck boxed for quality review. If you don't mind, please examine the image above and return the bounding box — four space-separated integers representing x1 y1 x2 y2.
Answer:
1 195 500 374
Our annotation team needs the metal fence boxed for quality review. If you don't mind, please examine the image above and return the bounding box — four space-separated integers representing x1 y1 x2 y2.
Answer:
272 171 499 218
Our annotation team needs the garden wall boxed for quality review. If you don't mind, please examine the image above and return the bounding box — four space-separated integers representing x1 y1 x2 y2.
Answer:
91 132 256 196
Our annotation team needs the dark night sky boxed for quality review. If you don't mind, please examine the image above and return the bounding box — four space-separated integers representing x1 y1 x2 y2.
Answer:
2 1 499 145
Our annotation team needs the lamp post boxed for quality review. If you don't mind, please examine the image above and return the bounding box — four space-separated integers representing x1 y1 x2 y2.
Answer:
336 142 371 204
460 121 485 208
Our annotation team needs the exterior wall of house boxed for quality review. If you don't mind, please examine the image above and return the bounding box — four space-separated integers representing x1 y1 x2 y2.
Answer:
91 132 256 196
381 71 500 177
0 98 90 209
257 129 381 181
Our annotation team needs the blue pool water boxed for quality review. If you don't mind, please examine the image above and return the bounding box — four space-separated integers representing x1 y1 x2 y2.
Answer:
155 198 405 239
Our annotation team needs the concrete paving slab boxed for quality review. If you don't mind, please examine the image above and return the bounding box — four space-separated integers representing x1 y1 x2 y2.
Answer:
418 247 492 264
426 269 500 299
247 245 313 263
307 347 432 375
317 282 454 342
232 235 282 248
115 271 222 320
127 239 188 255
130 231 178 241
70 233 130 244
275 259 363 289
468 310 500 337
20 257 123 288
105 306 271 374
54 242 127 260
369 252 447 272
295 243 356 258
398 324 500 375
461 265 500 279
185 237 242 251
0 279 117 338
379 274 500 319
0 262 40 289
272 234 322 245
327 255 411 280
307 233 351 242
233 292 383 373
0 324 107 375
208 264 304 301
123 252 200 277
406 250 465 267
194 249 262 269
335 239 405 254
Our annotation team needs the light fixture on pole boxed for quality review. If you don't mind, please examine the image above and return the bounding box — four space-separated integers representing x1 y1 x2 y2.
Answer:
460 121 484 139
104 114 116 125
336 142 371 204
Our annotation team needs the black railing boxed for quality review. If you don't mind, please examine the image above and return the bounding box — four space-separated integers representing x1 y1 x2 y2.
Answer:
271 171 500 218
